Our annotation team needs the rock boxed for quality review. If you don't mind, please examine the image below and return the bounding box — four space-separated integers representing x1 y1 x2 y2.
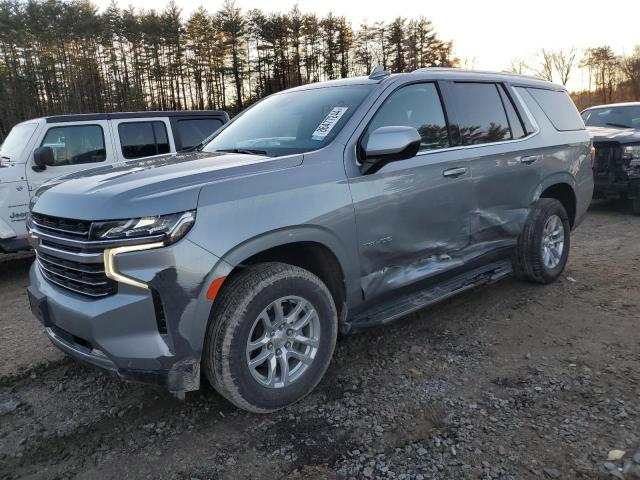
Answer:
0 399 20 415
362 466 374 478
608 450 626 461
417 448 427 456
543 467 561 478
634 451 640 464
226 457 236 466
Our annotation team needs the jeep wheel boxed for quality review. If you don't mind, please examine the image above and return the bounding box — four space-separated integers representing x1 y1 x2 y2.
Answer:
203 262 338 413
513 198 571 284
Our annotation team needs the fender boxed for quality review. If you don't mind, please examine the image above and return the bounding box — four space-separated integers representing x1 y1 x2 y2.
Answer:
200 225 361 307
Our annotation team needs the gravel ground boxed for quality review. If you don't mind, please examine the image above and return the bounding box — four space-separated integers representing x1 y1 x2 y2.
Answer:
0 200 639 480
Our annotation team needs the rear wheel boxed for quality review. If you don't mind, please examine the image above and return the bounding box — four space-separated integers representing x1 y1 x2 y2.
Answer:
513 198 571 284
203 262 338 413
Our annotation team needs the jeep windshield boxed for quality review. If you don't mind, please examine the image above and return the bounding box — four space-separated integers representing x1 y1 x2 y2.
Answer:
1 122 38 163
201 84 374 157
581 105 640 129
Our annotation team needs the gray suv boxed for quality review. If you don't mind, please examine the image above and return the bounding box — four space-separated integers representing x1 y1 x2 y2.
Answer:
26 68 594 412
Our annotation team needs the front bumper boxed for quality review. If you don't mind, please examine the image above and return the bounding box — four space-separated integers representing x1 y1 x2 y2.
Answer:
27 238 230 392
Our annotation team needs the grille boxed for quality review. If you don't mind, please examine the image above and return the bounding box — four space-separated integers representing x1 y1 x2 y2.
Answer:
37 252 116 297
30 213 117 298
30 212 91 239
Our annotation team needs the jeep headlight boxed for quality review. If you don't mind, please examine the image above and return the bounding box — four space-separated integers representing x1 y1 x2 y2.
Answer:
92 210 196 245
622 144 640 166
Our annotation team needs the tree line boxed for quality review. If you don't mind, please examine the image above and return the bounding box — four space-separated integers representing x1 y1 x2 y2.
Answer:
0 0 456 140
508 46 640 110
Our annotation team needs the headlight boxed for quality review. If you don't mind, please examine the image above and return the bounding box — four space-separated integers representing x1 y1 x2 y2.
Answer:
92 210 196 245
622 144 640 162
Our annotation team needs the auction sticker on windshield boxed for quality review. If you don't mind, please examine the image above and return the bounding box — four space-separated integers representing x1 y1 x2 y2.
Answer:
312 107 348 141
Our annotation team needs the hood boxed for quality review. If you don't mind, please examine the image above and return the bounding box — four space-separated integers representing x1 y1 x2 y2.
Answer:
33 151 302 220
587 126 640 144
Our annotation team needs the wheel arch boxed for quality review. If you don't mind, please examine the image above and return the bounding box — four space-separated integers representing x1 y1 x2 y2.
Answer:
534 174 578 228
203 226 359 325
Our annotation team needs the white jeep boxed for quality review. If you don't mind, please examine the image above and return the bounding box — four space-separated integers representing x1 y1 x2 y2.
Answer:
0 111 228 252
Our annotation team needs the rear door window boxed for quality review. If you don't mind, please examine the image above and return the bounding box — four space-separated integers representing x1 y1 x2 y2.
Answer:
40 125 106 165
118 121 170 159
176 118 223 149
526 88 584 131
498 86 527 139
450 83 512 145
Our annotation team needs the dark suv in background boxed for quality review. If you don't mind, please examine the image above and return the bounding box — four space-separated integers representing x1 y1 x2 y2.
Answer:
581 102 640 214
27 68 594 412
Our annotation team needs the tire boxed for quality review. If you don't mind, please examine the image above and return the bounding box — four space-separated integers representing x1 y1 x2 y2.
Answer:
632 198 640 216
203 262 338 413
513 198 571 284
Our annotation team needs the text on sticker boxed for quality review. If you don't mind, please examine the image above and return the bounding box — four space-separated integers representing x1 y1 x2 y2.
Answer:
311 107 349 140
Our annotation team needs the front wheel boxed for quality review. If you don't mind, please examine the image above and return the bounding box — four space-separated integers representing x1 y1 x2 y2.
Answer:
513 198 571 284
203 262 338 413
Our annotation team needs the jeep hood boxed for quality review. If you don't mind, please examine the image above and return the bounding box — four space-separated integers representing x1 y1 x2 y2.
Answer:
32 151 302 220
587 126 640 144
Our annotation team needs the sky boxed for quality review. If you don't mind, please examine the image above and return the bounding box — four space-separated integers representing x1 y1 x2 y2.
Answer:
96 0 640 91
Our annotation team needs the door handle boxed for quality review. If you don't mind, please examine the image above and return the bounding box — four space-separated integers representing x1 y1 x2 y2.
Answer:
519 155 540 165
443 167 467 178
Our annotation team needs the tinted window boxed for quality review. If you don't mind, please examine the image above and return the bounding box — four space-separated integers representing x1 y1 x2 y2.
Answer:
40 125 106 166
119 121 170 159
202 85 374 157
498 86 526 139
452 83 511 145
527 88 584 131
581 105 640 129
365 82 449 152
177 118 223 149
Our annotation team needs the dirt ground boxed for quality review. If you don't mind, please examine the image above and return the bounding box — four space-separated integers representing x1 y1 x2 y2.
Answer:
1 200 639 480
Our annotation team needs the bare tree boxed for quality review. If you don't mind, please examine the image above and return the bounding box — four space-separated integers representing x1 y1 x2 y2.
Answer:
534 49 554 82
620 46 640 100
552 48 577 85
505 58 528 75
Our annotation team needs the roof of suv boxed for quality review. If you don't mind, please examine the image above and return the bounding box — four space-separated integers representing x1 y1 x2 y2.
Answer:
582 102 640 111
43 110 228 124
284 68 563 93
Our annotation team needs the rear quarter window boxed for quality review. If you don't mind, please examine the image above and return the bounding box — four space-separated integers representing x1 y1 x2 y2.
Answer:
526 88 585 131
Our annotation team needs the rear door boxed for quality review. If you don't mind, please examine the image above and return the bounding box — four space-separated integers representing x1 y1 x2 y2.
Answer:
26 120 114 192
112 117 174 162
440 81 541 251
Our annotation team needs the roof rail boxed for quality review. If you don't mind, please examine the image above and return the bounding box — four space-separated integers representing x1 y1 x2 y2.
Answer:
369 65 391 80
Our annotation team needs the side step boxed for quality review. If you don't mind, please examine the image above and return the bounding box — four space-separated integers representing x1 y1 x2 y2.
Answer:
348 260 512 330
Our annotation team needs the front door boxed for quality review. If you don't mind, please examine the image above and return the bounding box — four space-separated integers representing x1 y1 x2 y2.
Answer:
26 120 114 193
346 82 473 301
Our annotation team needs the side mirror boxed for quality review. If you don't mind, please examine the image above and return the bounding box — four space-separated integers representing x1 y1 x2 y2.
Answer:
33 146 55 171
360 126 421 174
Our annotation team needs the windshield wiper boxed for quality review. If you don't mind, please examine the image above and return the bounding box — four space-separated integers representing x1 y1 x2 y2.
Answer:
214 148 269 156
605 122 632 129
1 155 10 160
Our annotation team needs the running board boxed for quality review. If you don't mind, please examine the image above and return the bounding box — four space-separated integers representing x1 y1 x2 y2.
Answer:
347 260 512 331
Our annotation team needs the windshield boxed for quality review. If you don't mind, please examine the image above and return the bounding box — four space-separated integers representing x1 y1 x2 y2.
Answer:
0 122 38 161
581 105 640 129
202 84 374 157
